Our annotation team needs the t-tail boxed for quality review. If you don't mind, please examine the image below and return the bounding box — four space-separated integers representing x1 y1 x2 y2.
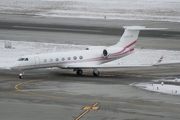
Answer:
114 26 168 49
102 26 167 60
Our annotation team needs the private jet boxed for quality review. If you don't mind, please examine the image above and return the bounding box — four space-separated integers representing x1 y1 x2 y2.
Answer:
10 26 166 79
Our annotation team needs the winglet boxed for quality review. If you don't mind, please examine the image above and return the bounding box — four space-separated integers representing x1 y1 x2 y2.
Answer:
154 56 164 66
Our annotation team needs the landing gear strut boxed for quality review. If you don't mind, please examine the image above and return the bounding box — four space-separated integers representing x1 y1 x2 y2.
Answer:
19 71 25 79
74 68 100 76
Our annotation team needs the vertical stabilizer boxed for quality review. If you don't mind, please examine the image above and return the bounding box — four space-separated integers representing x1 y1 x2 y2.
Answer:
115 26 146 48
114 26 167 49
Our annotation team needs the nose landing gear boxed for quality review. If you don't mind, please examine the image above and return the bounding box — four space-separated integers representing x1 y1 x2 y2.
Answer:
19 71 25 79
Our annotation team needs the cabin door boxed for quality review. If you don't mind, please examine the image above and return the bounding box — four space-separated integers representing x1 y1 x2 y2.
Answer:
34 57 40 67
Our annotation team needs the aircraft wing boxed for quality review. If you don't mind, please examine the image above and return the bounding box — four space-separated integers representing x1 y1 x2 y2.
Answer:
67 63 153 69
67 56 164 69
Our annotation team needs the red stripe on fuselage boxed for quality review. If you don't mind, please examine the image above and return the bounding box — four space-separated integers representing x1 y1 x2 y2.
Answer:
109 40 136 56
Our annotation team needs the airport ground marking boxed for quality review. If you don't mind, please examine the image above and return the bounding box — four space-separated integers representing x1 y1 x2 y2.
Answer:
75 102 100 120
14 80 61 99
0 91 31 96
13 79 180 112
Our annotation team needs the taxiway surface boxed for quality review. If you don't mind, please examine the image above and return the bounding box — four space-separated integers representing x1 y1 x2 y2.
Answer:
0 14 180 120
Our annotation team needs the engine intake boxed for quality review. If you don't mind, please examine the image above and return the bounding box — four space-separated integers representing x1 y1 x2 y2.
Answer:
102 49 108 58
102 47 122 58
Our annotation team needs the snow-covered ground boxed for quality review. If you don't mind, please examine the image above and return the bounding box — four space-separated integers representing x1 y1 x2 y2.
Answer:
1 0 180 22
1 0 180 96
135 78 180 95
1 40 180 69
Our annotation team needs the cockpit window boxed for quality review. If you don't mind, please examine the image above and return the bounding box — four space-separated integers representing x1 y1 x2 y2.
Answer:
25 58 29 61
18 58 29 61
18 58 25 61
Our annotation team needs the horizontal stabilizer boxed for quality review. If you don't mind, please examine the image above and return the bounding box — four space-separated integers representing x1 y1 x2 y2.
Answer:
115 26 168 48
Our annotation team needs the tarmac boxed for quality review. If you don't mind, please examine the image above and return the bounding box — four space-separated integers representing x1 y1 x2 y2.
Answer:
0 14 180 120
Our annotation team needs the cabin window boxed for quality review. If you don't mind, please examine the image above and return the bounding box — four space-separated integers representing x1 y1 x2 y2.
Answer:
61 57 65 61
73 56 77 60
67 57 71 60
79 56 83 59
55 58 59 61
44 59 47 62
50 58 53 62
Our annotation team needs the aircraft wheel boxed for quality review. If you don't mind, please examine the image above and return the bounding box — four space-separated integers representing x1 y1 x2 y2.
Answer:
76 69 83 75
19 73 24 79
93 70 100 76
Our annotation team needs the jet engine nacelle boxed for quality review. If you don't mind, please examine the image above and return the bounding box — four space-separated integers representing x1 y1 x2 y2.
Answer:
102 47 122 58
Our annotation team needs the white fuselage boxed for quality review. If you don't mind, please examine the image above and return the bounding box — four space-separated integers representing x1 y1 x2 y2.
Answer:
10 46 134 70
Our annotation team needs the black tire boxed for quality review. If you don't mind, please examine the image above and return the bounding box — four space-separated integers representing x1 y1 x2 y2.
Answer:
19 75 23 79
76 69 83 75
93 71 100 76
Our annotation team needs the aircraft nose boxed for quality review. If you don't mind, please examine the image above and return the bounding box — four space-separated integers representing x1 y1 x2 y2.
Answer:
9 63 19 70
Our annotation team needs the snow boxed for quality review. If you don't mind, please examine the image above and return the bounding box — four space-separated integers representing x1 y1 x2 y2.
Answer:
1 40 180 69
1 0 180 96
0 0 180 22
135 78 180 95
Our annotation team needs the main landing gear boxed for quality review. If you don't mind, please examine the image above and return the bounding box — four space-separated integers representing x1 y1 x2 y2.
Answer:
74 69 100 76
93 69 100 76
19 71 25 79
76 69 83 75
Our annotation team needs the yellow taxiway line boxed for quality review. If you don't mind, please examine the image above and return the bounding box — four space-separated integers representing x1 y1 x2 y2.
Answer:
75 102 100 120
14 80 61 99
